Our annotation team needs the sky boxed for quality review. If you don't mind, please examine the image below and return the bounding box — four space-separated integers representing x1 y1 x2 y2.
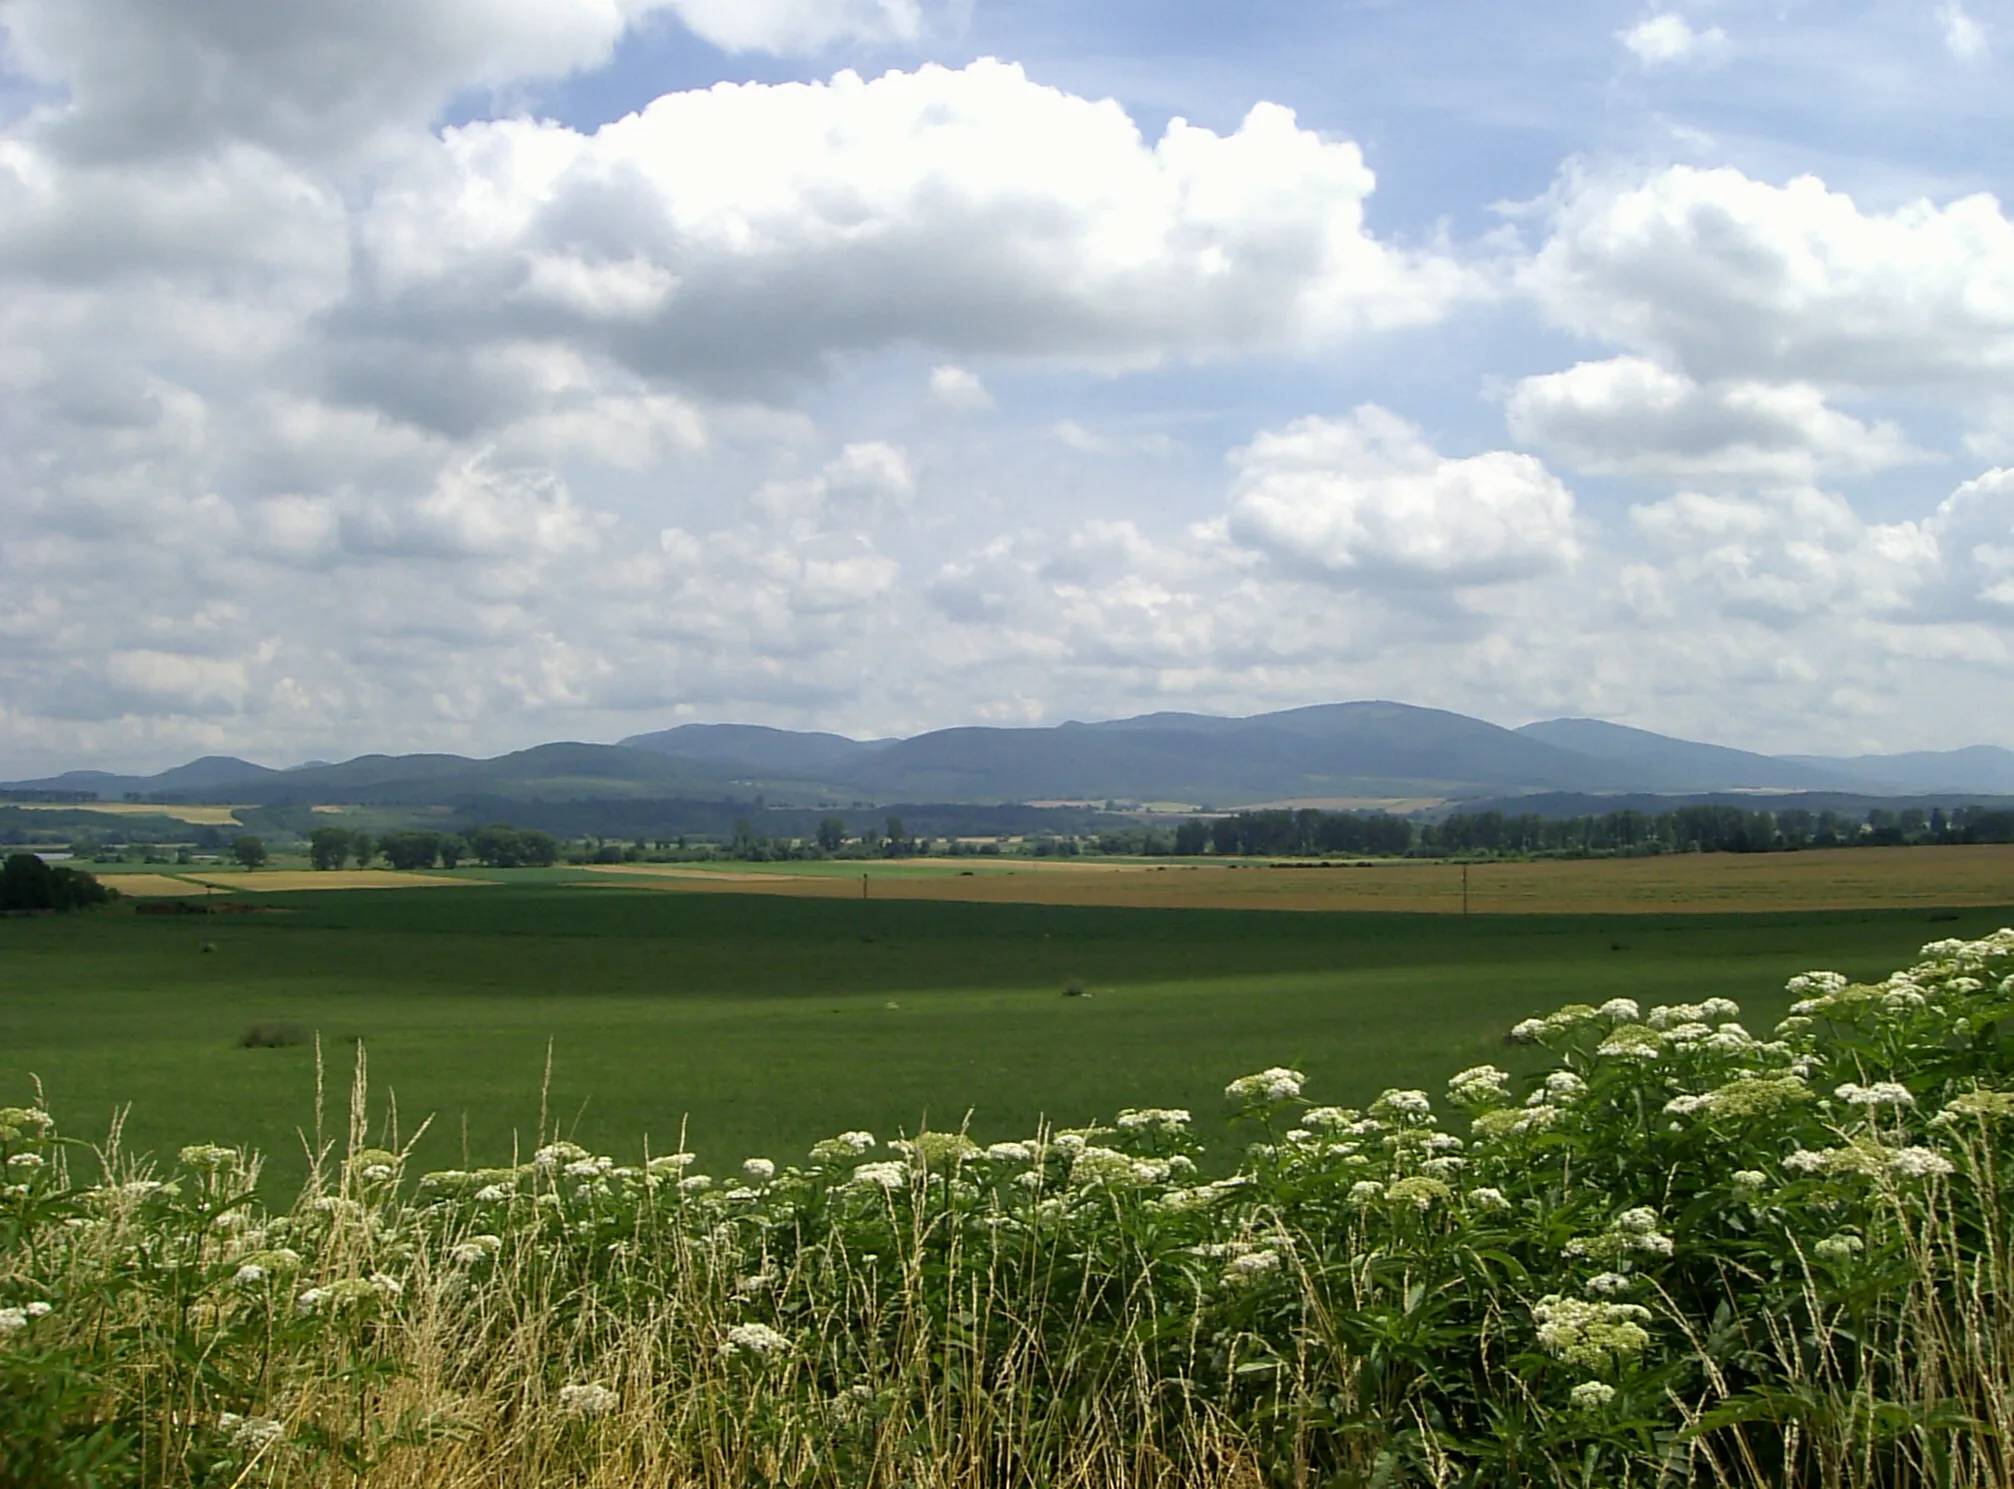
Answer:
2 0 2013 775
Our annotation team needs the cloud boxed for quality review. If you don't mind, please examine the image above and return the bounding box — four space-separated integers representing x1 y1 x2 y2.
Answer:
1618 13 1727 66
344 61 1474 412
0 0 693 164
927 364 994 413
1630 485 1938 621
1939 3 1989 61
1224 406 1579 586
1051 420 1178 457
1506 356 1925 484
1526 165 2014 389
661 0 953 54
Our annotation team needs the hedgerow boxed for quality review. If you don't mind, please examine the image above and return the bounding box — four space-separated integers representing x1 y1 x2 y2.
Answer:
4 932 2013 1486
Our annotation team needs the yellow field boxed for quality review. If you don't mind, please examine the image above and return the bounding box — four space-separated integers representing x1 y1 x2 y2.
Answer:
176 871 482 892
93 873 213 897
580 845 2014 914
12 801 245 825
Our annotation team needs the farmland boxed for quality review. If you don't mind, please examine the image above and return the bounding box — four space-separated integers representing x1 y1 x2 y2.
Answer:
5 858 2011 1194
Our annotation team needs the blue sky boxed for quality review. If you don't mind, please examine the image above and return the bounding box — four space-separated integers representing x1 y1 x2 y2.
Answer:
1 0 2011 774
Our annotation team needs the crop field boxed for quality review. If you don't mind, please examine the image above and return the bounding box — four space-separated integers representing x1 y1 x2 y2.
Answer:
4 874 2008 1195
8 799 248 824
583 842 2014 913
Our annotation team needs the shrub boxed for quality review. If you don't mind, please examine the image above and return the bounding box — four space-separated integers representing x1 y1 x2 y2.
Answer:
238 1022 308 1049
3 934 2013 1486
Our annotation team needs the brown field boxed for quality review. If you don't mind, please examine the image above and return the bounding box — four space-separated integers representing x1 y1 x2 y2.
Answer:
13 801 245 825
176 870 482 892
580 844 2014 914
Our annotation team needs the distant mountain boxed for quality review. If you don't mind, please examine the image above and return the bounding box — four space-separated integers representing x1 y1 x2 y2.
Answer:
11 704 2014 813
722 701 1652 805
622 723 890 780
1516 719 1858 793
1780 746 2014 795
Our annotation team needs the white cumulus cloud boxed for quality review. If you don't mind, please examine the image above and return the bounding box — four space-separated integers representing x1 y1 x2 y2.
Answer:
928 365 994 413
1526 165 2014 389
1507 357 1924 484
345 60 1474 413
1225 407 1579 587
1618 13 1727 66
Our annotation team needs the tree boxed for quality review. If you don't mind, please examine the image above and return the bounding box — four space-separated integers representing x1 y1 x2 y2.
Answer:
884 816 906 856
438 835 466 870
1 853 110 912
231 835 268 869
308 827 351 871
350 831 375 869
378 831 442 871
817 815 847 853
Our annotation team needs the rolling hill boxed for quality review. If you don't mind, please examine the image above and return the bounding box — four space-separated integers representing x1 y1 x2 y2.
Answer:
11 704 2014 812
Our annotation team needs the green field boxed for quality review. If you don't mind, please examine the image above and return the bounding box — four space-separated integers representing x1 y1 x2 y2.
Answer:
3 886 2007 1193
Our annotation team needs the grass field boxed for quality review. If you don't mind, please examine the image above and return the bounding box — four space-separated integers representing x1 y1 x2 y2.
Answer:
5 874 2009 1197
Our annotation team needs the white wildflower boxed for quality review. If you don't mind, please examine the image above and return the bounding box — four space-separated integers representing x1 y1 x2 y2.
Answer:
1509 1017 1548 1043
676 1175 713 1194
984 1142 1033 1163
849 1161 909 1191
1301 1106 1357 1131
1225 1067 1305 1105
724 1322 789 1357
473 1185 509 1203
233 1263 268 1287
742 1158 776 1183
1731 1170 1769 1197
219 1413 284 1452
558 1383 618 1418
1467 1187 1509 1210
1598 998 1640 1023
0 1307 30 1332
179 1144 237 1169
1887 1147 1955 1179
1533 1295 1653 1369
1663 1022 1713 1046
1348 1180 1385 1204
1835 1082 1914 1108
1116 1107 1191 1133
449 1235 502 1266
1813 1234 1864 1264
723 1187 759 1203
1544 1071 1586 1102
810 1132 875 1161
7 1152 44 1172
294 1288 328 1314
1570 1380 1617 1410
1222 1249 1282 1285
1584 1272 1632 1296
647 1153 698 1174
1374 1088 1434 1118
1447 1066 1512 1106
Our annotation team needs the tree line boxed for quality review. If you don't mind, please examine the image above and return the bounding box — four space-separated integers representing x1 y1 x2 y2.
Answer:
306 824 559 871
1158 803 2014 859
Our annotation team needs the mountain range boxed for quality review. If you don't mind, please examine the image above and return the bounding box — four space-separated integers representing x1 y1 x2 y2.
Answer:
8 702 2014 815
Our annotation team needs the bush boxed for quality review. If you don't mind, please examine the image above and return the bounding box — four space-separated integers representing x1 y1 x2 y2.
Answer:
238 1022 308 1049
3 933 2014 1486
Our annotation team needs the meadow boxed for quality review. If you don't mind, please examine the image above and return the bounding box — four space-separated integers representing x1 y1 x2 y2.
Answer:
4 868 2010 1194
6 915 2012 1486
